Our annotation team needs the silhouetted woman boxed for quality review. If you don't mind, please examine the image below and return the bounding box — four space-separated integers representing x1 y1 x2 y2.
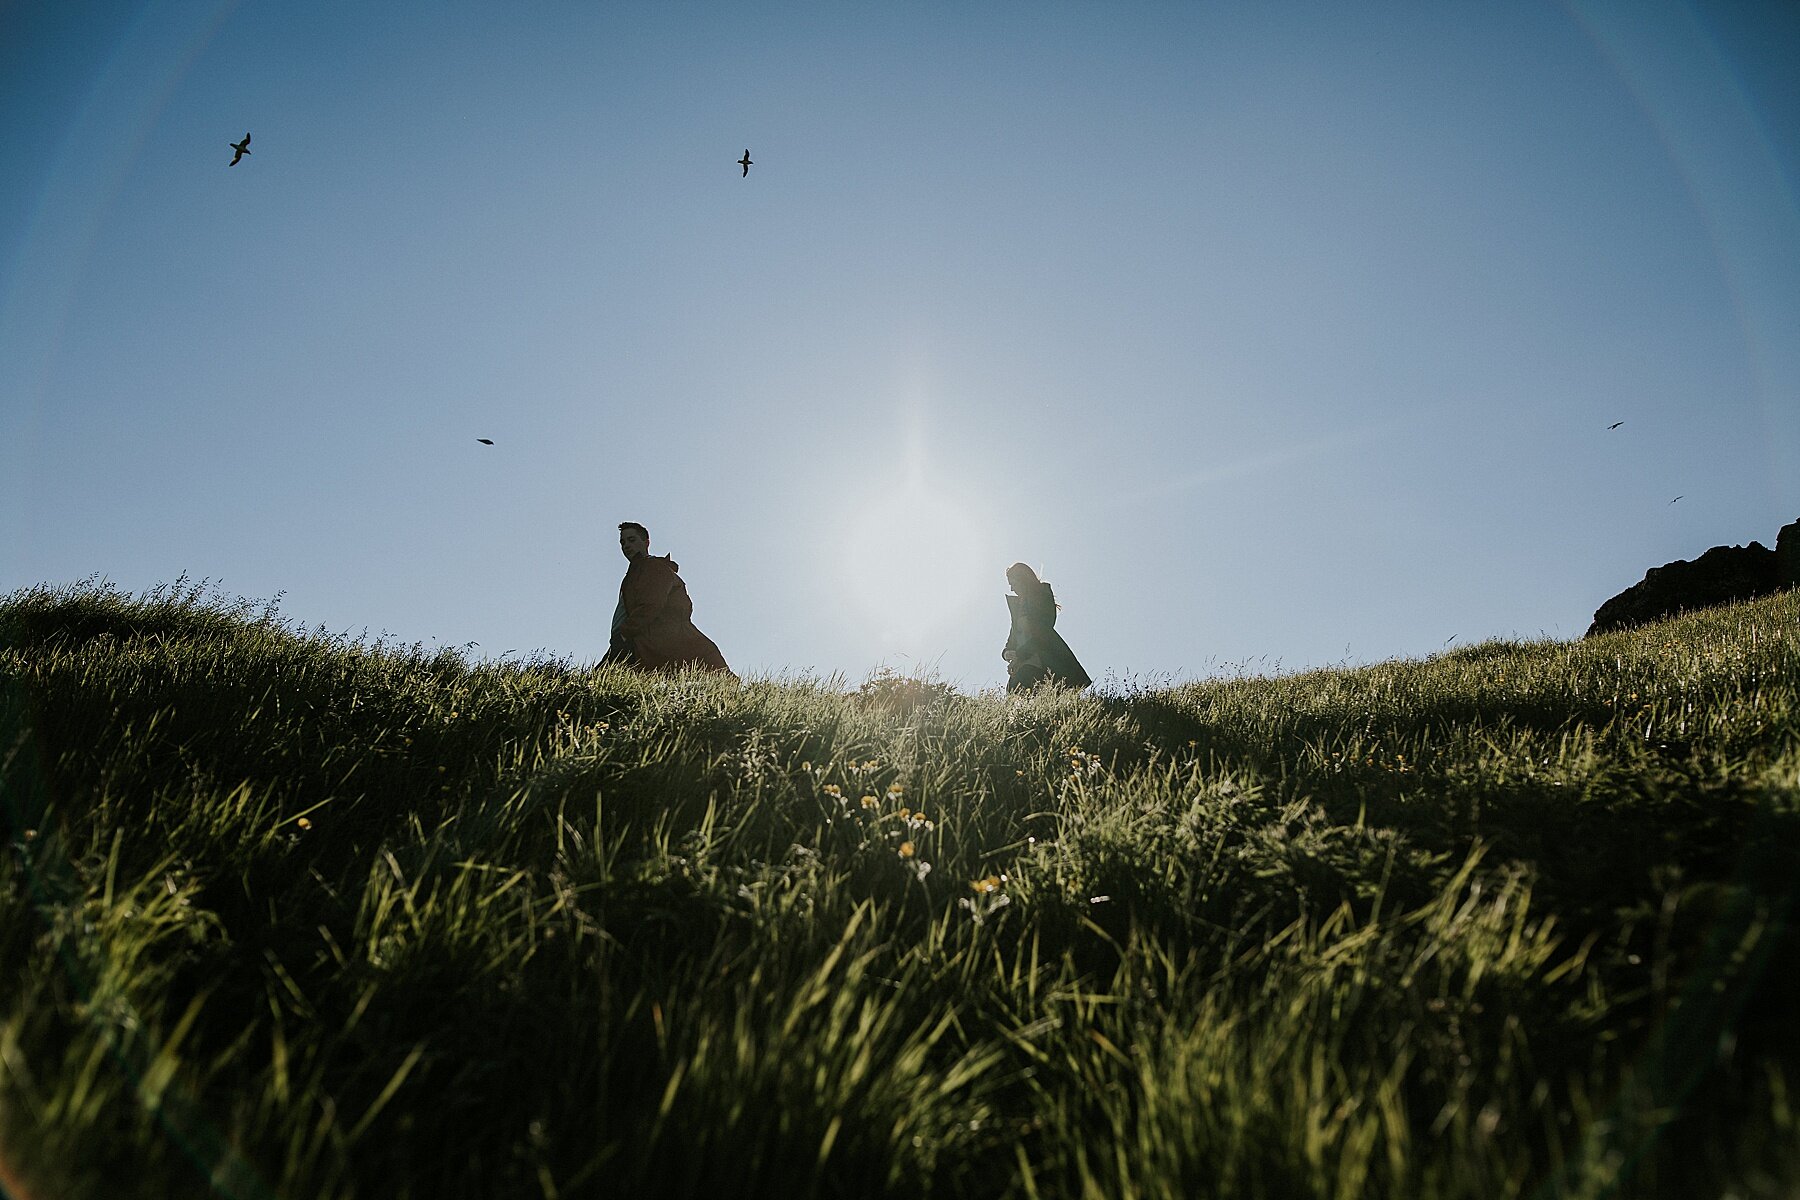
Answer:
1002 563 1092 693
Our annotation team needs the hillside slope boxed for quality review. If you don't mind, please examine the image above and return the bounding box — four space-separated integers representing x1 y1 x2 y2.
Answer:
2 581 1797 1199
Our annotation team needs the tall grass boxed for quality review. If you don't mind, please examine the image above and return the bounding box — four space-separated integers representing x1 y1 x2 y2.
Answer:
1 578 1795 1198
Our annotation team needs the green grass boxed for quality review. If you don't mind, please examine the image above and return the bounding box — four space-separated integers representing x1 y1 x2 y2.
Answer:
1 578 1796 1199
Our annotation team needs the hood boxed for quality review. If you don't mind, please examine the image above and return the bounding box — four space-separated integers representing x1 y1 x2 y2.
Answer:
632 553 678 572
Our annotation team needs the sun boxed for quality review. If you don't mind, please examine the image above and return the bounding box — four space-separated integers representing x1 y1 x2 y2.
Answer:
842 478 991 650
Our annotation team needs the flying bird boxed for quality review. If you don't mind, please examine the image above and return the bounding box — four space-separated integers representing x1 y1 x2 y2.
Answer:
1670 495 1684 504
1608 421 1625 430
476 438 494 445
738 149 752 177
228 133 251 166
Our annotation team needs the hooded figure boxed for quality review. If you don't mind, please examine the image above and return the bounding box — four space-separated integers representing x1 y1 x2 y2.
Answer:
605 523 733 674
1002 563 1091 693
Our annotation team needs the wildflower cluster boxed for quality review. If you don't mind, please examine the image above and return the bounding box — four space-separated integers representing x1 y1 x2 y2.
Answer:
808 766 935 882
1319 748 1415 776
960 873 1011 924
1066 746 1104 782
551 709 611 751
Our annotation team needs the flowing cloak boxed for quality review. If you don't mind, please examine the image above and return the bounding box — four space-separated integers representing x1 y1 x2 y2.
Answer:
612 554 733 674
1003 581 1091 691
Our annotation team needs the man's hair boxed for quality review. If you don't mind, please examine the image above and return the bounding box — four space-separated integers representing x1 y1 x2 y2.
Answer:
618 521 649 542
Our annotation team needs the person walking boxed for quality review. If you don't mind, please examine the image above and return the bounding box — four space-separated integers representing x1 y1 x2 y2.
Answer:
602 522 734 674
1001 562 1091 693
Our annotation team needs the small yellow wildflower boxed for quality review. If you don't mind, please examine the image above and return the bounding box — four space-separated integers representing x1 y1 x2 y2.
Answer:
823 783 842 797
297 817 313 831
802 761 812 772
861 795 879 810
970 875 1002 894
898 842 915 858
898 807 912 819
886 782 904 797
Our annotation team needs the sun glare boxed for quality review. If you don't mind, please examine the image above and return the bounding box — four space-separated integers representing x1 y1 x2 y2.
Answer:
842 481 990 650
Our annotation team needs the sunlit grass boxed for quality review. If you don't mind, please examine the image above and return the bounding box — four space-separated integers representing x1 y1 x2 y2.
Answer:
1 578 1796 1198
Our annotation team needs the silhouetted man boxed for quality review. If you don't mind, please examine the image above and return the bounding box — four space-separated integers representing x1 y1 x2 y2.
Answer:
602 522 733 674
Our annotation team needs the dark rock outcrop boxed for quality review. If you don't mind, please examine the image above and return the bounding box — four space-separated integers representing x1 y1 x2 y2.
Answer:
1586 517 1800 636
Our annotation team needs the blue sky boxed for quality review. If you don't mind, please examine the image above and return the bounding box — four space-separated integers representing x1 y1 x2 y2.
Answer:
4 0 1797 689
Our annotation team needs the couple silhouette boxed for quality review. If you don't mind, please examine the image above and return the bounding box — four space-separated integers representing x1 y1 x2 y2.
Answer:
599 523 1091 693
599 522 732 675
1000 562 1091 693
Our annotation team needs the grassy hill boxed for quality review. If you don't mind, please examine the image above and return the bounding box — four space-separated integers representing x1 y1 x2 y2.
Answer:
2 580 1796 1199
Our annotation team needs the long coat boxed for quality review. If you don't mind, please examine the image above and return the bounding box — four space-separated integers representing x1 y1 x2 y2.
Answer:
1003 581 1091 692
610 554 733 674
